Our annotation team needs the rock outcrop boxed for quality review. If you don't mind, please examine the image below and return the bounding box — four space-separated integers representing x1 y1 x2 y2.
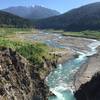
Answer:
74 72 100 100
74 47 100 100
0 47 52 100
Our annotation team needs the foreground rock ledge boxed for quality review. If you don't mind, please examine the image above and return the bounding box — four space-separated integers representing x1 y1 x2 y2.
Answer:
0 47 50 100
75 72 100 100
74 47 100 100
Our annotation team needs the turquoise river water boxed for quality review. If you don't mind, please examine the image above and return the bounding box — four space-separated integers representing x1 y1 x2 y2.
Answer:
46 40 100 100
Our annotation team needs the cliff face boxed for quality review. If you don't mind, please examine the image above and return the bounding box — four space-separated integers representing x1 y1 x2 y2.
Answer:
0 47 52 100
74 72 100 100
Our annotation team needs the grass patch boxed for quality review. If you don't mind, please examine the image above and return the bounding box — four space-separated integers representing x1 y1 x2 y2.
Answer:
0 37 52 65
63 30 100 39
0 27 39 37
44 29 100 39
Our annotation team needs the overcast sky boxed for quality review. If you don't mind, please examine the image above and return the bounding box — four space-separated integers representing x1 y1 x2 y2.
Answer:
0 0 100 13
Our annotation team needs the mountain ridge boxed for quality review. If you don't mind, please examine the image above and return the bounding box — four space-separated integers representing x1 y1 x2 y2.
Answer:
34 2 100 31
2 5 60 20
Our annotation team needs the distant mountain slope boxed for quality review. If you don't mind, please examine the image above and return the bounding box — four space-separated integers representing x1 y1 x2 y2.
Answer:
2 5 60 20
34 2 100 31
0 10 33 28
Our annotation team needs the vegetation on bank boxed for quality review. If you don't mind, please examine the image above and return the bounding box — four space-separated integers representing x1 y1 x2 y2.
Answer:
0 27 100 40
63 31 100 39
0 28 39 37
0 37 53 65
44 29 100 39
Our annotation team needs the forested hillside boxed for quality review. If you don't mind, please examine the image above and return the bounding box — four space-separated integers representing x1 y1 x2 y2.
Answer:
34 2 100 31
0 10 33 28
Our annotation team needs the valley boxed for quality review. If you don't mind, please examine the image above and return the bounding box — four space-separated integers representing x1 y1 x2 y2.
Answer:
1 28 100 100
0 1 100 100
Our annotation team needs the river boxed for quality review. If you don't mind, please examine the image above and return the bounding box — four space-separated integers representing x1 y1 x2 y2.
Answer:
18 31 100 100
46 40 100 100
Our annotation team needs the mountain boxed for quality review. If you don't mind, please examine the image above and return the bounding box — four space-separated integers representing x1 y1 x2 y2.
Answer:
34 2 100 31
0 10 33 28
2 5 60 20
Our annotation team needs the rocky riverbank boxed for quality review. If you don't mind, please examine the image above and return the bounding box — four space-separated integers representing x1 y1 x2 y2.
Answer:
74 46 100 90
49 48 76 64
74 46 100 100
0 47 59 100
74 72 100 100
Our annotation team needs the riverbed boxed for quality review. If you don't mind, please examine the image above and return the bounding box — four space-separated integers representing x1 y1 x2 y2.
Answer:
16 31 100 100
